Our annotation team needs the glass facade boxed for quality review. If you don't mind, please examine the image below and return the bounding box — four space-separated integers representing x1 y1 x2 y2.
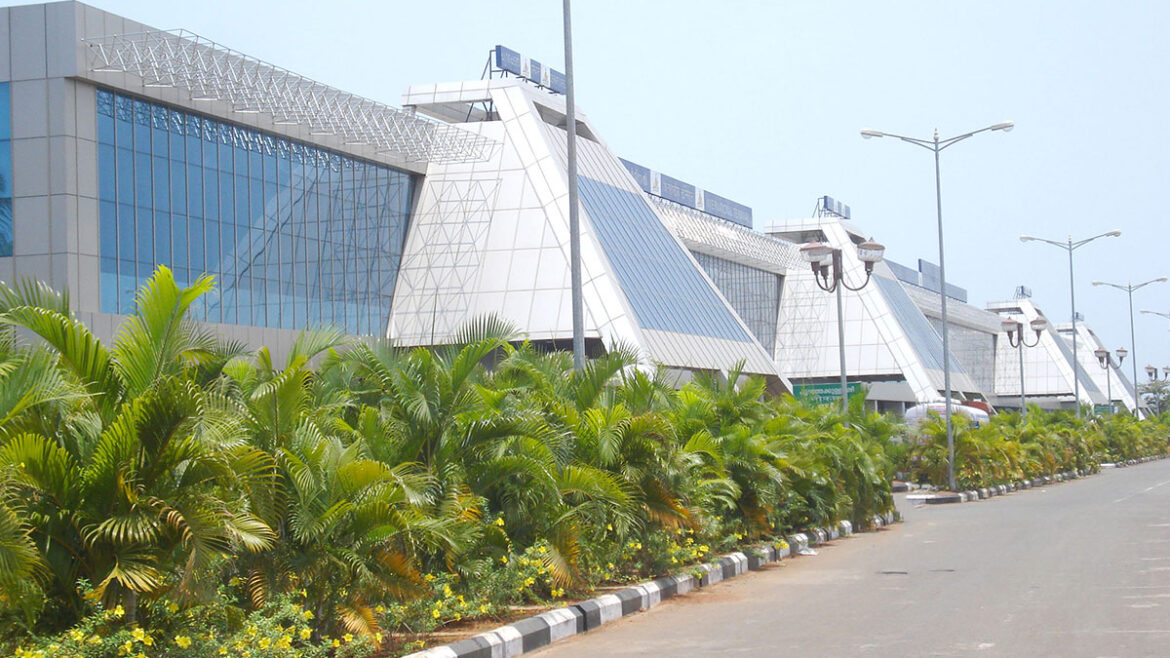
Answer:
0 83 12 257
576 177 752 343
692 251 781 353
875 274 968 375
96 89 414 334
931 319 996 393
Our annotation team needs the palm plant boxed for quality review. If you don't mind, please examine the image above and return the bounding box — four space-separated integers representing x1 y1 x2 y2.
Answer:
0 268 277 627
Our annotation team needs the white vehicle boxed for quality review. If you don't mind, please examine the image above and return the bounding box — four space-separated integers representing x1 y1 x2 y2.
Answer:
904 401 990 429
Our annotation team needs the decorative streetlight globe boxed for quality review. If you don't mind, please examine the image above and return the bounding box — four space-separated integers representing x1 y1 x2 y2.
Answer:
1117 348 1128 361
800 241 833 265
856 239 885 272
1094 348 1109 362
1001 318 1019 335
1147 365 1157 380
1029 317 1048 334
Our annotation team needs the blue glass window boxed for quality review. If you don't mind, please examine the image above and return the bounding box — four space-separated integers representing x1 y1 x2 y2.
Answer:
692 251 781 353
0 83 13 257
95 88 414 334
577 177 752 342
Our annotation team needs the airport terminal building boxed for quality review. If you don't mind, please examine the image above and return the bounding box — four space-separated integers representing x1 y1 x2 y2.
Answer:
0 1 1139 412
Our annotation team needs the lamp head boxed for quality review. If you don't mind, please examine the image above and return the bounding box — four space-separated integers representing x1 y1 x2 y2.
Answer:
1029 317 1048 334
856 238 885 266
800 241 833 265
1147 365 1157 379
1094 348 1109 365
860 129 883 139
1001 318 1020 335
1106 230 1122 238
991 121 1015 132
1116 347 1127 363
1019 235 1036 243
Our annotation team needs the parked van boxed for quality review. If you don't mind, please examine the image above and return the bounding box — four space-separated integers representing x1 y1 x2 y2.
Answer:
904 401 990 429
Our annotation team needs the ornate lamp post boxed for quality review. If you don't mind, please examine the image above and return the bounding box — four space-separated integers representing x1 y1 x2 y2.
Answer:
799 238 886 412
1094 347 1127 415
1002 316 1048 415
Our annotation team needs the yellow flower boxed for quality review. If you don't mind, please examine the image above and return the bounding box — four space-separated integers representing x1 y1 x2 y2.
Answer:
479 604 490 614
174 635 192 649
537 545 548 554
442 584 453 597
375 632 383 644
300 588 307 598
494 517 505 526
131 627 146 643
500 556 508 564
121 640 133 654
277 635 292 650
70 629 85 642
258 637 271 649
301 609 313 621
167 602 180 613
375 604 386 614
344 633 354 643
432 608 442 618
113 605 125 618
606 523 613 531
606 562 615 570
218 648 228 656
299 627 311 640
332 639 341 648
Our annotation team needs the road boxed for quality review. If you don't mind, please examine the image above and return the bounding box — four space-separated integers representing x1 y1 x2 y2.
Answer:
533 459 1170 657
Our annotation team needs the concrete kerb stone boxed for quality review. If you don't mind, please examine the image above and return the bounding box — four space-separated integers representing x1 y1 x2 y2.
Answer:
403 519 903 658
534 607 583 644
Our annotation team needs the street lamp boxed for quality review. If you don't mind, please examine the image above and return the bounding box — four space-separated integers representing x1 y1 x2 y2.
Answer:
1092 277 1167 415
800 238 885 412
1003 315 1048 415
1020 230 1122 416
1145 365 1170 380
861 121 1013 492
562 0 585 370
1094 347 1126 415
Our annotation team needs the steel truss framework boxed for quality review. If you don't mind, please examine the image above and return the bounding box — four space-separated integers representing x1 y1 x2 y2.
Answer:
83 30 496 164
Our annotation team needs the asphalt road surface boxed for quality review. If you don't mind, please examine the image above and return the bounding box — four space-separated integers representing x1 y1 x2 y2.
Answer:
533 459 1170 657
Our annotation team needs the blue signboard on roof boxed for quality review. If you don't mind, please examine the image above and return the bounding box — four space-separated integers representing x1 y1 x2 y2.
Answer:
493 45 566 95
494 45 522 76
619 159 753 228
550 69 566 94
659 174 696 208
620 158 652 191
703 192 752 228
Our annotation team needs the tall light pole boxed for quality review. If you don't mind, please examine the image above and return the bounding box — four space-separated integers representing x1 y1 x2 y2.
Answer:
1002 315 1048 415
798 238 886 413
1093 277 1167 416
1020 230 1122 416
1094 347 1127 415
861 121 1013 491
562 0 585 370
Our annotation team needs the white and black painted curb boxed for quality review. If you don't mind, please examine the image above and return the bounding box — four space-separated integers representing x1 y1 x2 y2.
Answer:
903 453 1169 505
402 514 897 658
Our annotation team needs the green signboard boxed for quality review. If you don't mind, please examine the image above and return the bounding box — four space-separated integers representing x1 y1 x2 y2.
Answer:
794 382 863 405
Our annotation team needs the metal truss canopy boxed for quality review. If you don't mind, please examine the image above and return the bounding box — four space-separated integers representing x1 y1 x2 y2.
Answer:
83 30 495 164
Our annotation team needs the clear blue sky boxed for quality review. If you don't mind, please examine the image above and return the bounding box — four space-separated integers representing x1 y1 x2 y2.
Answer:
27 0 1170 379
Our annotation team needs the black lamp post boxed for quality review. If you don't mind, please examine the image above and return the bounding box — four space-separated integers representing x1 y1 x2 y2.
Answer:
1003 316 1048 415
1094 347 1127 415
799 238 885 413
